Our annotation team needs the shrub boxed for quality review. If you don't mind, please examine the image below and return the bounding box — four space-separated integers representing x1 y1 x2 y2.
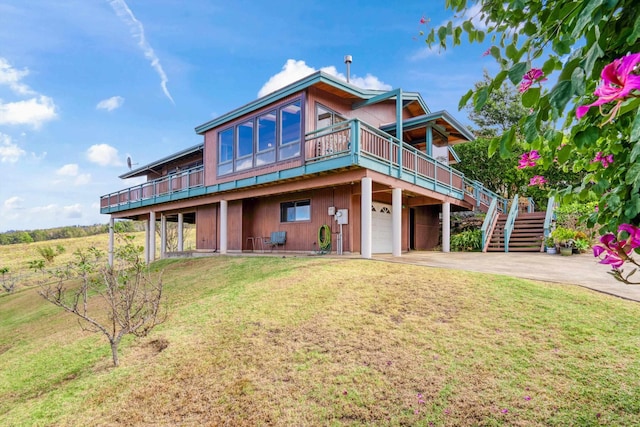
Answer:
451 229 482 252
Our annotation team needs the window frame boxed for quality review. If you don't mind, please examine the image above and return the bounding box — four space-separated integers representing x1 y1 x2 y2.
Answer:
280 199 311 223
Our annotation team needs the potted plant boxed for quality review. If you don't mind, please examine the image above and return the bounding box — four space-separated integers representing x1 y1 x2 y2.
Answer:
551 227 576 256
545 236 557 254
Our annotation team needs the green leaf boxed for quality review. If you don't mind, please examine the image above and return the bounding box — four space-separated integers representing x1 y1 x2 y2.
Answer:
631 141 640 163
454 26 462 45
523 21 537 36
508 62 528 85
557 144 572 164
574 126 600 149
458 89 474 110
571 67 586 96
627 12 640 44
522 87 540 108
542 57 560 76
626 163 640 186
505 44 518 60
581 40 603 79
488 136 500 157
476 31 485 43
631 107 640 143
473 87 489 111
549 80 574 112
462 20 473 33
523 112 539 144
499 127 516 158
552 38 572 56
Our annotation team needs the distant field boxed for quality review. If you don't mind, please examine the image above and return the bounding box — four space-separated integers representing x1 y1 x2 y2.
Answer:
1 255 639 425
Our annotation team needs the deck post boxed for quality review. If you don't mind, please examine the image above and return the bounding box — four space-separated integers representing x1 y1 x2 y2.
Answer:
144 218 150 264
160 213 167 258
177 213 184 252
426 125 433 156
361 177 372 259
220 200 228 254
108 217 114 267
392 188 402 257
442 202 451 253
149 211 156 262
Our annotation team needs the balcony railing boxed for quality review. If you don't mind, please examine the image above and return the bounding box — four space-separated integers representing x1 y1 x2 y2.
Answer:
100 166 204 209
101 118 505 212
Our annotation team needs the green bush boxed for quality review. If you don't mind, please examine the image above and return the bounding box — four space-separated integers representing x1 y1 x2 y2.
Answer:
555 202 598 233
451 229 482 252
551 227 577 247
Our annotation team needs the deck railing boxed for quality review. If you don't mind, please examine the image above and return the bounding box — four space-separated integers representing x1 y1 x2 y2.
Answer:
102 118 507 212
100 165 204 209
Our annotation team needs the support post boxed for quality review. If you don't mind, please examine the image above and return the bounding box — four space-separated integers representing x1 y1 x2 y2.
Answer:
361 177 372 259
392 188 402 257
144 218 150 264
160 213 167 258
108 217 114 267
177 213 184 252
220 200 228 254
149 211 156 262
442 202 450 253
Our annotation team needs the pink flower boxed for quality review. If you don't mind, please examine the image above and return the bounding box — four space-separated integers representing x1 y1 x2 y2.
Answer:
576 52 640 120
529 175 547 186
518 150 541 169
482 47 492 57
501 408 509 414
619 224 640 249
591 152 614 168
420 16 428 24
519 68 547 93
592 229 636 269
524 396 531 401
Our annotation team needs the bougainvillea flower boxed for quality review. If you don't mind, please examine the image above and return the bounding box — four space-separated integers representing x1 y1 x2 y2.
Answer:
576 52 640 119
518 150 541 169
591 152 614 168
519 68 547 93
529 175 547 186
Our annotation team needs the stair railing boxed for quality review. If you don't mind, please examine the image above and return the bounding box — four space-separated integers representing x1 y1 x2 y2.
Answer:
504 194 519 253
481 198 499 252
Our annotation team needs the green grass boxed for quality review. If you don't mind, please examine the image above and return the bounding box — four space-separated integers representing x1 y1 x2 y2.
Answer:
1 254 640 425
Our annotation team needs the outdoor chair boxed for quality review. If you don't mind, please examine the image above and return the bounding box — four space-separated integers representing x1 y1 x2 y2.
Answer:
264 231 286 252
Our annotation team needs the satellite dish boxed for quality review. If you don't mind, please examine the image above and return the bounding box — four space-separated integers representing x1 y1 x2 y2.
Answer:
126 156 138 170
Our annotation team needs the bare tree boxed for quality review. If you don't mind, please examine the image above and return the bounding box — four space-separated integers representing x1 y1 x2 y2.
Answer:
38 235 166 367
0 267 15 293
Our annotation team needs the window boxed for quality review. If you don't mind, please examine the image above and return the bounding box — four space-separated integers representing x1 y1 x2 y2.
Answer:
236 120 254 171
218 128 234 175
316 103 346 130
257 111 276 166
280 199 310 222
279 101 301 160
217 98 302 176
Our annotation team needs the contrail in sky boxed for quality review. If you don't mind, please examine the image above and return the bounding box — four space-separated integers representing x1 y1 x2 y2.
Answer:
108 0 175 104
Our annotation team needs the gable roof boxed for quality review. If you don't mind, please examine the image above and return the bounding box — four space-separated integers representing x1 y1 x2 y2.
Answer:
380 110 475 145
194 71 430 135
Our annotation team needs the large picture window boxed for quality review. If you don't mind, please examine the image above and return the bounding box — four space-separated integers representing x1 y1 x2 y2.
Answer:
217 98 302 176
280 199 310 222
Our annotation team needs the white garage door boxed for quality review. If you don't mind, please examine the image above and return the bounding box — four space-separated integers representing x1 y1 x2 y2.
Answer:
372 202 393 253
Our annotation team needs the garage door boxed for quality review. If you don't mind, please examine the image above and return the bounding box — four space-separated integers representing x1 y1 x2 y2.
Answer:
372 202 393 253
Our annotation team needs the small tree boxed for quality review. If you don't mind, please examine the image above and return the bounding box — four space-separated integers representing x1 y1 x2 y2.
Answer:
36 244 66 264
0 267 14 293
38 235 166 367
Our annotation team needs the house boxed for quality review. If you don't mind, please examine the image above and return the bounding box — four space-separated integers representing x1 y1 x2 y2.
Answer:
100 71 504 263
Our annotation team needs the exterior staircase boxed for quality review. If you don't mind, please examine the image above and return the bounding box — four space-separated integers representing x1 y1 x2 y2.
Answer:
487 211 545 252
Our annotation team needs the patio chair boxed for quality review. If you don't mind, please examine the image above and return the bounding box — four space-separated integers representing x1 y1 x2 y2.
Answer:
264 231 286 252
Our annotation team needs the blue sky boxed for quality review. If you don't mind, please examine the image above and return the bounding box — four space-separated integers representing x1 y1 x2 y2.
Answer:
0 0 497 232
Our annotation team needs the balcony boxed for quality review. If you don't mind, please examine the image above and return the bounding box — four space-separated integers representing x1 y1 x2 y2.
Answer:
100 119 506 214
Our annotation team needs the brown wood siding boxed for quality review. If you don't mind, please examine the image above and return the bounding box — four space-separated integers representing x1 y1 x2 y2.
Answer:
413 205 440 250
196 204 217 250
238 186 353 252
204 93 305 187
227 201 243 251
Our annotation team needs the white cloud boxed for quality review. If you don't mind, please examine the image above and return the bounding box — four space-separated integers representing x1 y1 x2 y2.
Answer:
96 95 125 111
410 44 448 61
0 132 25 163
87 143 122 166
0 95 57 128
257 59 391 98
74 173 92 186
31 203 83 219
56 163 79 176
108 0 174 104
3 196 23 210
0 58 34 95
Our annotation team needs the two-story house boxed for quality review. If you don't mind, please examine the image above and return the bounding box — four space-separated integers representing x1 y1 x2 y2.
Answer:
100 71 504 263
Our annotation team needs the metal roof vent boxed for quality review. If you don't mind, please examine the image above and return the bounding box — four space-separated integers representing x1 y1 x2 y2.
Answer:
344 55 352 83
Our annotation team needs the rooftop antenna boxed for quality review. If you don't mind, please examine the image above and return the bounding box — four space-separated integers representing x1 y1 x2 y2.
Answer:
126 155 138 170
344 55 352 83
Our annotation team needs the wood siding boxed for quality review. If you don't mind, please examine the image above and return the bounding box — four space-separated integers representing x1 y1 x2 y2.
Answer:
196 204 217 250
413 205 440 250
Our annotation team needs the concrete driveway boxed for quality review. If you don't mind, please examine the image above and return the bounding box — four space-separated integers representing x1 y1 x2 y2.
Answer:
373 251 640 302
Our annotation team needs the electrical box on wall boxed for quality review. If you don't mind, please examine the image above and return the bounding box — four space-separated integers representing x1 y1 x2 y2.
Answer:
336 209 348 225
328 206 336 216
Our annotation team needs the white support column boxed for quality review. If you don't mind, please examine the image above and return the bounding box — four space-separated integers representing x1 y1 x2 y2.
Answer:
361 177 372 259
160 213 167 258
149 211 156 262
442 202 451 253
220 200 228 254
392 188 402 257
177 213 184 252
144 218 150 264
108 217 115 267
